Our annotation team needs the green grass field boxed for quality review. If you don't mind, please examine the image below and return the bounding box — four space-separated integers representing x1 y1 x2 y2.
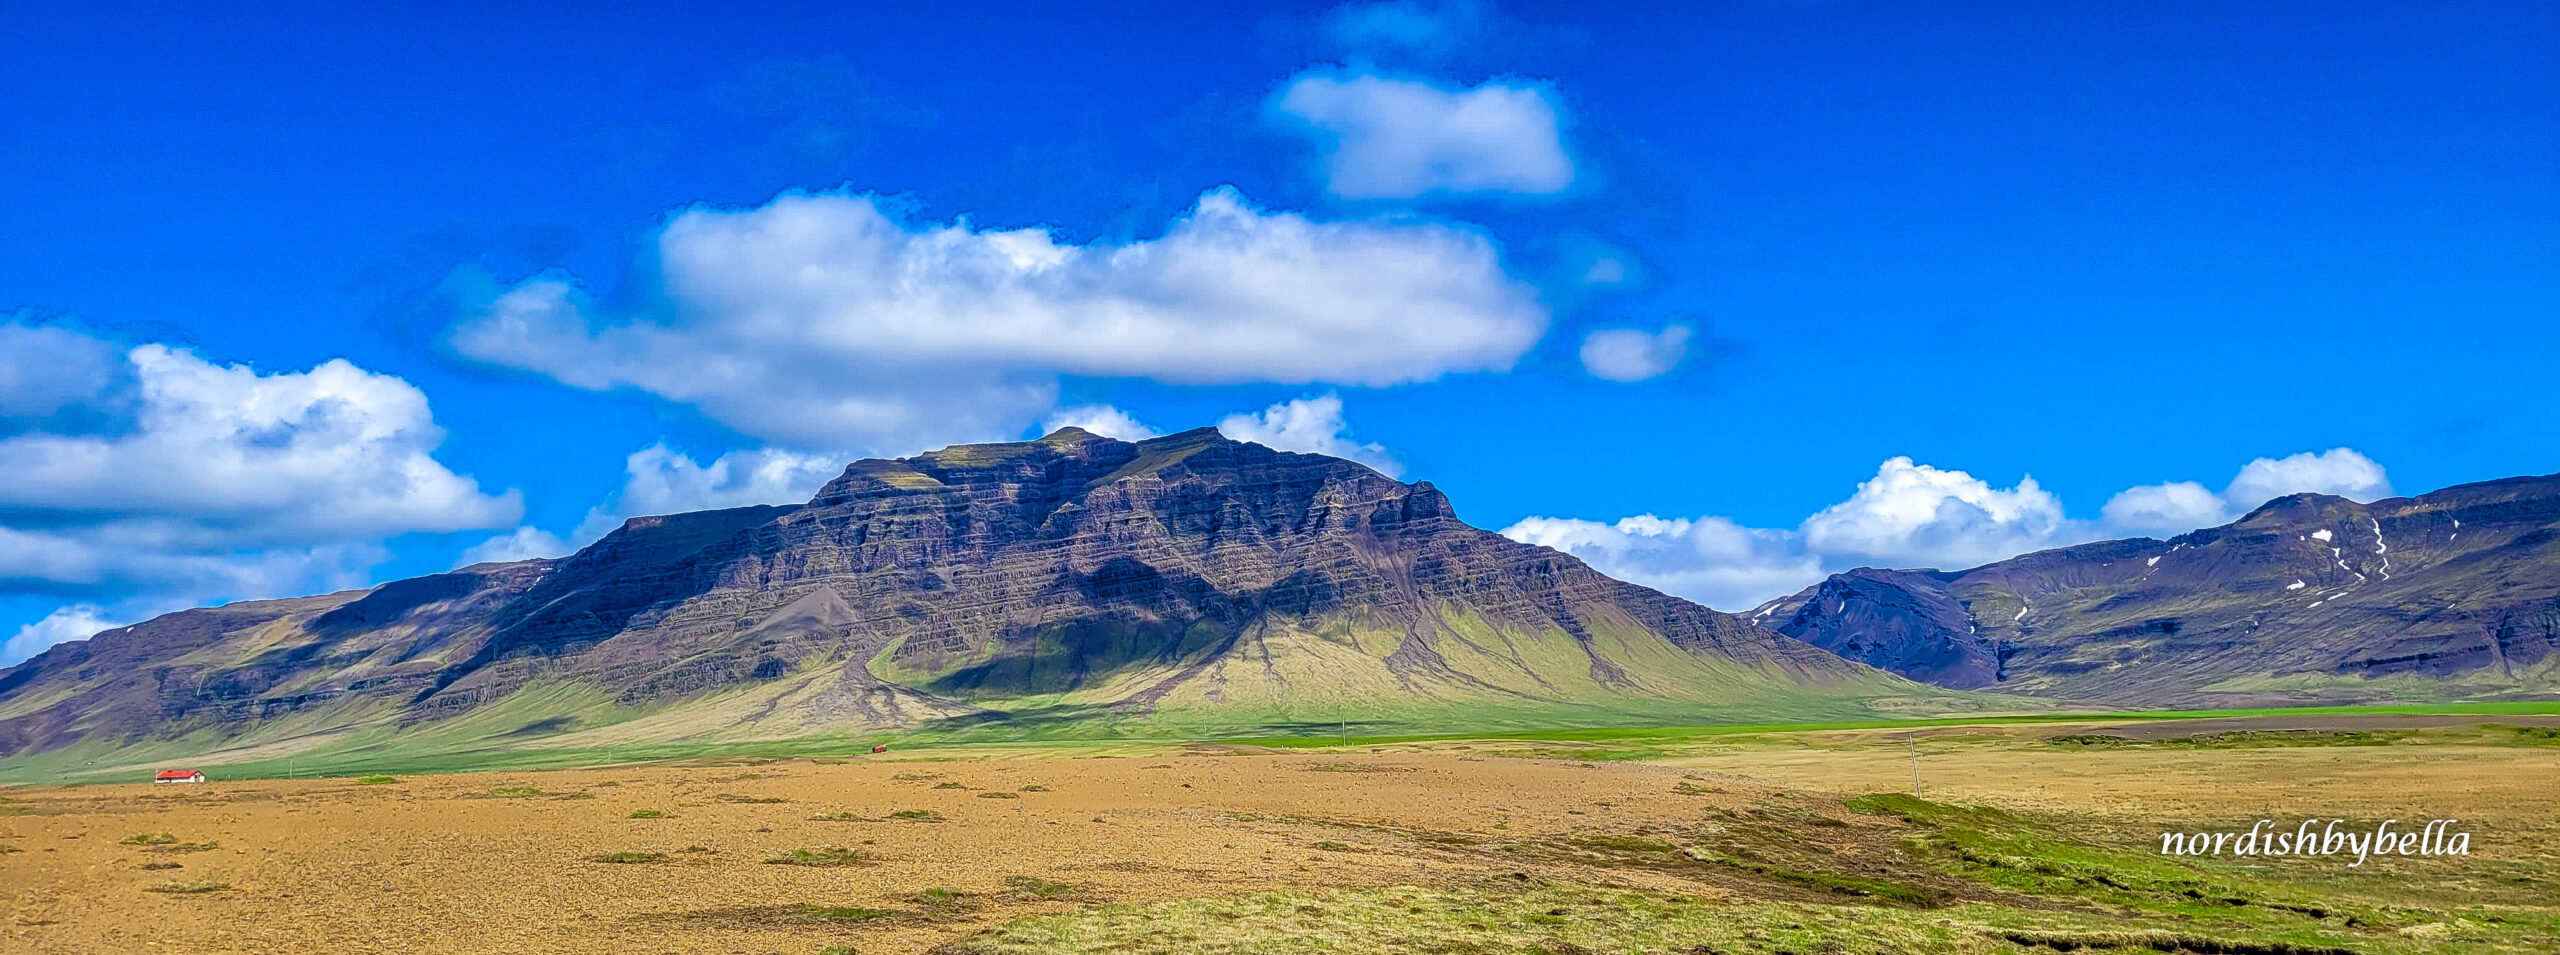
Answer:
11 698 2553 785
949 787 2560 954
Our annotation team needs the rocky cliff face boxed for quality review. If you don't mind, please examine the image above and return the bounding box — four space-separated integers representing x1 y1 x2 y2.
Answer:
0 428 1892 763
1756 474 2560 705
1752 569 1999 689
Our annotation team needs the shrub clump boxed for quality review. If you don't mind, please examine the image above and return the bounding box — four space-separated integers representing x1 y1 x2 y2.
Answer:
2047 734 2143 747
999 875 1086 901
763 846 873 867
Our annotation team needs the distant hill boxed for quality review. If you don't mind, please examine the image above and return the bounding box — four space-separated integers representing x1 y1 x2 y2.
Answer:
0 428 1925 777
1754 474 2560 706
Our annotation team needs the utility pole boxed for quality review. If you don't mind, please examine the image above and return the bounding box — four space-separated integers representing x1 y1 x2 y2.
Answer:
1908 737 1921 799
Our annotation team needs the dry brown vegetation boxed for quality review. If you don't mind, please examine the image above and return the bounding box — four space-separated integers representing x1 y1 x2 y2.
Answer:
0 715 2553 953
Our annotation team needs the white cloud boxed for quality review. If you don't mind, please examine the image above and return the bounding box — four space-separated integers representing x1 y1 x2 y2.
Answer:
609 444 843 519
2222 448 2392 508
2098 481 2230 538
0 320 128 425
1217 394 1402 477
449 187 1545 450
3 604 125 667
0 324 519 664
1579 324 1690 382
565 443 844 543
1040 404 1161 441
0 524 386 597
457 442 847 564
1508 450 2394 612
1270 71 1575 200
454 526 571 567
0 344 520 540
1799 458 2064 570
2101 448 2393 537
1580 255 1636 287
1503 515 1823 612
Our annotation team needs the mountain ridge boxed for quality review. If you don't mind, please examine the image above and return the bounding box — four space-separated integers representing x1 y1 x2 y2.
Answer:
0 427 1920 776
1756 472 2560 705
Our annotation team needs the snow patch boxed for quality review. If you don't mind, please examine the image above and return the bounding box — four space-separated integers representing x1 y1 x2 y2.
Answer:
2286 580 2306 591
2146 556 2161 567
2311 528 2334 542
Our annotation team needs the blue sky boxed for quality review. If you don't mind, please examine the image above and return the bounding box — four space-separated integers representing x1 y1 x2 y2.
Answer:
3 1 2555 661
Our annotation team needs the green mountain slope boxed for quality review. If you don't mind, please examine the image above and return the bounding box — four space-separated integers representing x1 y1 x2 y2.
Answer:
0 428 1942 779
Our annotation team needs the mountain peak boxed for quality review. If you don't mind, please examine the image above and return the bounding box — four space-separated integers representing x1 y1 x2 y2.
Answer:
0 422 1873 762
1762 470 2560 705
1037 426 1107 445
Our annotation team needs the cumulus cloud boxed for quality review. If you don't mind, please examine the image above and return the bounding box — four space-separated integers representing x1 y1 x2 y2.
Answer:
1270 71 1575 200
1502 456 2063 610
0 345 520 540
0 323 517 663
2101 448 2394 537
1505 449 2393 612
3 604 126 667
1578 324 1690 382
1503 515 1822 612
448 187 1543 450
1040 405 1161 441
2222 448 2392 509
1799 458 2065 570
1217 394 1401 477
455 442 847 565
454 526 571 567
0 320 130 429
572 444 842 542
2097 481 2231 538
607 444 844 520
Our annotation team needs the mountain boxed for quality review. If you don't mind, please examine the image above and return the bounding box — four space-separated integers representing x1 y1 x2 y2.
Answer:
0 428 1919 775
1754 474 2560 705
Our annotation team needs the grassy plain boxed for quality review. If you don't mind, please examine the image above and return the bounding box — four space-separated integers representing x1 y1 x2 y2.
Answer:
3 709 2557 953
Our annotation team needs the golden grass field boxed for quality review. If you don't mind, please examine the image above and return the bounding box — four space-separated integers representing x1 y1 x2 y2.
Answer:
3 715 2556 954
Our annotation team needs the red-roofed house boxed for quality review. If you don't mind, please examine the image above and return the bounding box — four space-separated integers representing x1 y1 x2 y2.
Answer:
153 770 206 784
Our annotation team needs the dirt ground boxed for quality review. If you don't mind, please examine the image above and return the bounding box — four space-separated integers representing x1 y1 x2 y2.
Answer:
3 719 2554 954
1655 717 2560 846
